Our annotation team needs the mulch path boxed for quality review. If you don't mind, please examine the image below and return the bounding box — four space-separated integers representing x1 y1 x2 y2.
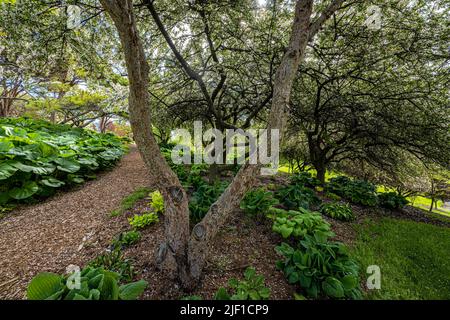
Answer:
0 147 151 299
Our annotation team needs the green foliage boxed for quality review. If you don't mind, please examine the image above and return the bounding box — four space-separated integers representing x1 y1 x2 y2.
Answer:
189 181 229 223
291 172 321 188
240 188 278 216
112 230 141 248
149 190 164 214
377 192 409 210
352 218 450 299
27 266 147 300
327 176 378 207
276 235 361 299
128 212 159 229
276 184 321 210
89 248 135 282
215 267 271 300
325 192 342 201
0 118 127 205
320 202 355 221
272 207 333 239
111 187 151 217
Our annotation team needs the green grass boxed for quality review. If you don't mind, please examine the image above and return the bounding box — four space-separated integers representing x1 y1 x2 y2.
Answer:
110 187 151 217
351 218 450 300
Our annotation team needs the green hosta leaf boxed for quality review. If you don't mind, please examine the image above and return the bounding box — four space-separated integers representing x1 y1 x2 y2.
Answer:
9 181 39 200
41 177 65 188
280 225 293 238
322 277 345 298
99 271 120 300
0 160 19 180
0 140 14 152
341 275 358 291
27 272 64 300
214 287 231 300
54 158 80 173
68 175 84 184
118 280 148 300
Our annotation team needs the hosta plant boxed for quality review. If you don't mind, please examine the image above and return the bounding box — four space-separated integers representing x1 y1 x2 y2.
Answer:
327 176 378 207
240 188 279 216
27 266 147 300
276 184 321 210
272 207 333 239
128 212 159 229
320 202 355 221
377 192 408 209
89 248 135 282
291 171 321 188
149 190 164 214
276 235 362 299
0 118 127 205
112 230 142 248
214 267 271 300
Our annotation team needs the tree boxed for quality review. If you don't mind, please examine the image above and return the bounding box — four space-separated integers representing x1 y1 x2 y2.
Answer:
287 0 449 183
99 0 345 289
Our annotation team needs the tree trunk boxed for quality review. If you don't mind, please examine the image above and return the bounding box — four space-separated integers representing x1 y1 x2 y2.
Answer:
99 0 191 281
316 164 326 185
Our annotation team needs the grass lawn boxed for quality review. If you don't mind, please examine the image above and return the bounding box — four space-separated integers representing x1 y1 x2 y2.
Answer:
351 218 450 300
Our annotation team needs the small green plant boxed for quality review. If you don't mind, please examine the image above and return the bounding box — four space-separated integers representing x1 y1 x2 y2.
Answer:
112 230 142 248
110 187 151 217
378 192 408 209
215 267 271 300
325 192 341 201
89 248 135 282
320 202 355 221
291 172 321 188
27 266 147 300
128 212 159 229
276 184 321 210
240 188 279 216
272 207 333 239
276 235 361 299
189 181 229 222
149 190 164 214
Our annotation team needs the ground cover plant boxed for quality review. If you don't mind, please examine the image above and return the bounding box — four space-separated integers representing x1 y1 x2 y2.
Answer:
0 118 127 206
320 202 355 221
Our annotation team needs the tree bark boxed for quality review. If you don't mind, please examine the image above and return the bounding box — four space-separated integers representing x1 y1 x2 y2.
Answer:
99 0 191 281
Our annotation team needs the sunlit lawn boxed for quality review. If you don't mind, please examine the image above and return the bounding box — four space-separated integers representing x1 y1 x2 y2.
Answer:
351 218 450 300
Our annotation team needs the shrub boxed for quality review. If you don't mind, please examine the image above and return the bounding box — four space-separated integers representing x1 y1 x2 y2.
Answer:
320 202 355 221
27 266 147 300
112 230 141 248
378 192 409 209
0 117 127 205
149 190 164 214
272 207 333 239
327 176 378 207
215 267 270 300
240 188 279 216
89 248 135 282
291 171 321 188
276 235 361 299
128 212 159 229
276 184 321 210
